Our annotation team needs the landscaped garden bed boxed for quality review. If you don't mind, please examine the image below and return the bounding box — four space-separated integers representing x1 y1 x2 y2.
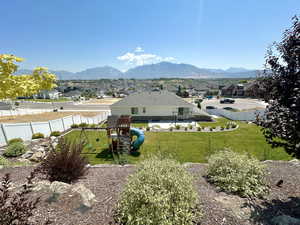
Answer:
0 160 299 225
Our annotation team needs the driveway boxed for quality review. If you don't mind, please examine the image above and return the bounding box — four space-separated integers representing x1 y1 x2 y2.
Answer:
201 98 267 111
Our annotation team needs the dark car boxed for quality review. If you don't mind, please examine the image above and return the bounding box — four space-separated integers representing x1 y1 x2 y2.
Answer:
206 106 216 109
220 98 235 104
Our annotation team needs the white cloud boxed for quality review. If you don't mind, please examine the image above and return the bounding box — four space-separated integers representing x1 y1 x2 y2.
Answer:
134 46 144 53
117 47 176 66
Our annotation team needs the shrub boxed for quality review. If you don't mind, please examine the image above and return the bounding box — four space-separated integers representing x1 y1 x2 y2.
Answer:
0 173 52 225
71 124 79 128
115 156 201 225
8 138 23 145
146 126 150 131
32 132 44 139
50 131 61 137
78 122 88 128
169 127 173 131
175 125 181 130
3 142 27 157
89 124 96 128
220 126 224 131
184 127 188 131
197 127 202 131
231 123 237 128
207 149 268 197
209 127 213 131
36 138 88 183
226 124 230 129
189 125 193 130
212 126 216 129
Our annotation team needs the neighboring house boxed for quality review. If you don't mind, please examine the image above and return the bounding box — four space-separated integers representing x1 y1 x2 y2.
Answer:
35 90 60 99
110 91 212 122
221 84 245 97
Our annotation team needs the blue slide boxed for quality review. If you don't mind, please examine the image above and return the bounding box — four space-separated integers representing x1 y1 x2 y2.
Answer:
130 128 145 151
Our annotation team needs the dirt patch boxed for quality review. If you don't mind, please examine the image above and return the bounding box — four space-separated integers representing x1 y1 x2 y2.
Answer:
0 111 101 123
0 161 299 225
84 98 122 105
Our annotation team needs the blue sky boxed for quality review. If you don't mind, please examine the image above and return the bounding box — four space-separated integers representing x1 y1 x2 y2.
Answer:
1 0 299 72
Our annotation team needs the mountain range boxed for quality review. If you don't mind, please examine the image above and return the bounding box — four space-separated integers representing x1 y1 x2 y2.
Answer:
16 62 259 80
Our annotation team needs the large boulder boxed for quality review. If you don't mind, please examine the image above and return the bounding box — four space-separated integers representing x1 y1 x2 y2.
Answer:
72 184 96 207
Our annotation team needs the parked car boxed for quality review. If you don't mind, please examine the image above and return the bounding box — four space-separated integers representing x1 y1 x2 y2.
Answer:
206 106 216 110
220 98 235 104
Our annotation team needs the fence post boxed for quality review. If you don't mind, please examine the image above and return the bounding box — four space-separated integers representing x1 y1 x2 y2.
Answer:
29 122 34 135
48 121 52 133
61 118 66 131
1 124 8 145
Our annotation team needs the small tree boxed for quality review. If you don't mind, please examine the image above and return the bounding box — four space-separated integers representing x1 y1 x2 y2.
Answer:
0 54 56 99
258 16 300 159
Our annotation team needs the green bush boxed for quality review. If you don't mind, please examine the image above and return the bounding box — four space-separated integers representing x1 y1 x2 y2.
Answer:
78 122 88 128
89 124 96 128
146 127 150 131
50 131 61 137
71 124 79 128
209 127 213 131
169 127 173 131
32 132 44 139
212 126 216 129
175 125 181 130
3 142 27 157
207 149 268 197
116 156 200 225
220 126 224 131
197 127 202 131
184 127 188 131
8 138 23 145
189 125 193 130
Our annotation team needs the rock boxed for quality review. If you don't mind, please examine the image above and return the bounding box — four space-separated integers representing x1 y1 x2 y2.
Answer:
17 158 31 164
271 215 300 225
21 150 34 159
50 181 71 194
29 151 46 162
72 184 96 207
33 180 51 192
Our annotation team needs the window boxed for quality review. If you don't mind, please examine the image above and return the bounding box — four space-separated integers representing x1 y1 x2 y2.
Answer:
131 107 138 114
143 107 146 113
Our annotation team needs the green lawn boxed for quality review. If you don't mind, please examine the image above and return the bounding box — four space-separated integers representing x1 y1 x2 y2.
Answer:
65 122 292 165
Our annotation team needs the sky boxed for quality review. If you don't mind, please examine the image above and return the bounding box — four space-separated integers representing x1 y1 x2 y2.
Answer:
0 0 299 72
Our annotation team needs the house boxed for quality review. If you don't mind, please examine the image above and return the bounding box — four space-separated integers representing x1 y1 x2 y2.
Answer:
221 84 245 97
110 91 212 122
35 90 60 99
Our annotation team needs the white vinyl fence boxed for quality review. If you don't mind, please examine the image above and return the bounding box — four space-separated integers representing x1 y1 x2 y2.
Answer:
0 111 110 146
0 109 53 117
205 109 266 121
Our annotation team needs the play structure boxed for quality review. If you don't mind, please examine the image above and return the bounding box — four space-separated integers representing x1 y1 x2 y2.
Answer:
106 115 144 157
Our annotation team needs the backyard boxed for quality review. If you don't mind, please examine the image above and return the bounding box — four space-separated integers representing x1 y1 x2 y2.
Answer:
65 121 292 165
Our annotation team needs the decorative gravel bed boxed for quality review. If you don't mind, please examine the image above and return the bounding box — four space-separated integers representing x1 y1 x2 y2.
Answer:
0 160 299 225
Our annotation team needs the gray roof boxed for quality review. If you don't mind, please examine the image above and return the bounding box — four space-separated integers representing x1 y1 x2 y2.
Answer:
111 91 194 107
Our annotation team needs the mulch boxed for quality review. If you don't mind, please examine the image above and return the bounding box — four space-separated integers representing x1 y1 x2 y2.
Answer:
0 161 299 225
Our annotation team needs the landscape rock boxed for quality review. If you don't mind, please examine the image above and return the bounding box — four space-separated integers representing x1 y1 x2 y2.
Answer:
33 180 51 192
29 151 46 162
22 150 34 159
270 215 300 225
50 181 72 194
17 158 31 164
72 184 96 207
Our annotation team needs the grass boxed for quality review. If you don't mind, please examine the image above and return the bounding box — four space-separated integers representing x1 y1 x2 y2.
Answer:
64 122 292 165
100 122 148 129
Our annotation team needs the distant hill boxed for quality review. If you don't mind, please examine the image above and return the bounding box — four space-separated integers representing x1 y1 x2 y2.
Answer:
15 62 259 80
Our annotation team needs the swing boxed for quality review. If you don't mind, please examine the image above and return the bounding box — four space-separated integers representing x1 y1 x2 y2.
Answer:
79 127 100 153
